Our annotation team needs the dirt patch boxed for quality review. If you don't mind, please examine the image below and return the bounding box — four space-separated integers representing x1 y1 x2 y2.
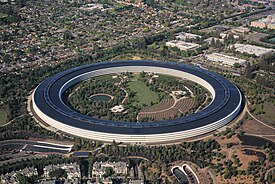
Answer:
239 120 275 135
132 56 142 60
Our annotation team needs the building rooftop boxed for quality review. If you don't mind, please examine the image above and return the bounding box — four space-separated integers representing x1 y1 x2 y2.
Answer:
233 44 274 57
206 53 247 66
175 32 201 40
166 40 200 50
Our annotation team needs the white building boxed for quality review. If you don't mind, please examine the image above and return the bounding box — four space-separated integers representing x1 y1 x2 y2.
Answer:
205 53 247 66
250 14 275 29
175 32 201 41
233 43 274 57
166 40 200 51
204 37 224 45
43 163 80 181
220 33 239 39
92 161 128 178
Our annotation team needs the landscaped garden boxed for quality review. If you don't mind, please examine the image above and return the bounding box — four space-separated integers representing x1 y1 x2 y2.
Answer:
64 72 211 122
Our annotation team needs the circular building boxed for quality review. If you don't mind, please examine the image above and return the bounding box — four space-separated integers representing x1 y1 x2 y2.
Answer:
31 60 243 144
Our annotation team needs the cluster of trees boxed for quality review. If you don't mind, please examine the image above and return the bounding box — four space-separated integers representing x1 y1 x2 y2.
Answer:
223 72 274 119
243 53 275 89
0 114 70 141
103 167 114 178
16 173 36 184
100 139 221 168
213 121 244 139
67 77 125 119
49 168 67 179
0 4 22 25
212 146 274 183
260 34 275 45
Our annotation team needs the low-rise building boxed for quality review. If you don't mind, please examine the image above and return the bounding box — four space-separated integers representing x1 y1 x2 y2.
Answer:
233 43 274 57
175 32 201 41
92 161 128 178
1 167 38 184
205 53 247 66
166 40 200 51
230 27 250 34
43 163 80 181
250 14 275 29
204 37 224 45
220 33 239 39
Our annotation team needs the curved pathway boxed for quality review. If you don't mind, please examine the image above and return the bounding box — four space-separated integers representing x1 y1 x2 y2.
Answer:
138 95 188 114
0 114 26 127
120 87 128 104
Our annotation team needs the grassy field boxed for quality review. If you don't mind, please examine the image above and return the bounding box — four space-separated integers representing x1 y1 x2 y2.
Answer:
259 102 275 126
0 110 8 126
128 76 159 106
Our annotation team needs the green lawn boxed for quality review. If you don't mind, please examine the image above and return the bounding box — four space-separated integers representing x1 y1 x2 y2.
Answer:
128 79 159 106
0 110 8 126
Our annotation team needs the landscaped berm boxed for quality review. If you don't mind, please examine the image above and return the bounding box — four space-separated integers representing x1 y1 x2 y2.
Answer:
127 74 160 106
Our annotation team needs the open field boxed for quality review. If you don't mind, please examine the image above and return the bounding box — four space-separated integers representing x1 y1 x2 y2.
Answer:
258 102 275 126
0 110 8 126
240 119 275 135
247 32 275 47
128 79 160 106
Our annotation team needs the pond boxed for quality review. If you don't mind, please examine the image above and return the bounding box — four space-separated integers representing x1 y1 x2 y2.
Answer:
90 94 112 102
238 135 275 149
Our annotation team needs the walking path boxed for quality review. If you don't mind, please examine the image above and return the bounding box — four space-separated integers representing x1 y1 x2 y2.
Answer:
138 95 188 114
0 114 26 127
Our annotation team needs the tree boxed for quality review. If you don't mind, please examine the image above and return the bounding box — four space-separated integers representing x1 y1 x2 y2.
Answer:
49 168 67 179
233 63 240 68
103 167 114 178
